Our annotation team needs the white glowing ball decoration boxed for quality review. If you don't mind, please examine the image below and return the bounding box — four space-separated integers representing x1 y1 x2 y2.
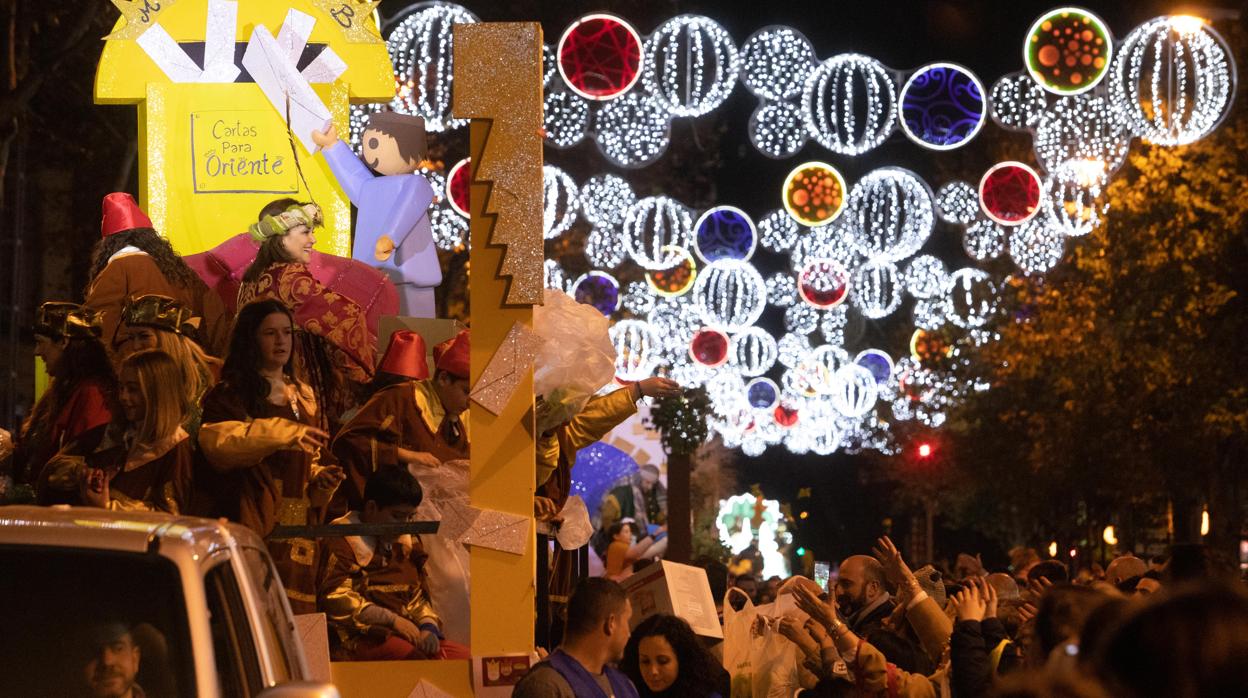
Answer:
963 219 1007 261
852 260 904 319
544 89 590 148
610 319 662 381
387 3 478 132
758 209 800 253
595 92 673 168
750 101 809 159
1042 161 1108 238
1108 16 1236 146
693 259 768 331
831 364 879 418
542 166 579 240
990 73 1048 131
579 174 636 227
935 181 981 225
731 327 779 377
801 53 898 156
740 26 817 100
844 168 935 262
904 255 949 300
1009 217 1066 275
586 225 629 269
1033 97 1131 174
623 197 694 270
946 268 999 329
643 15 741 118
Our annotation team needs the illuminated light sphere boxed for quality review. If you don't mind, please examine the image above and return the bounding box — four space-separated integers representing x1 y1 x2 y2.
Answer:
740 26 817 100
1107 16 1235 146
694 206 758 263
647 299 701 353
420 168 447 206
692 259 767 331
579 174 636 227
990 73 1048 130
820 305 848 345
542 43 557 86
1042 162 1107 237
979 161 1042 226
610 319 661 381
765 272 797 307
935 181 980 225
899 62 987 150
689 327 730 367
807 409 844 455
387 3 479 132
643 15 740 118
759 210 801 253
543 89 591 148
910 327 952 363
348 102 386 150
851 260 904 319
830 364 879 418
785 302 820 335
623 196 693 269
730 327 779 377
1034 96 1131 174
783 361 824 398
557 13 643 100
802 53 898 155
811 344 851 392
904 255 949 300
740 436 768 457
782 161 847 226
912 298 950 331
670 361 712 388
446 157 471 217
586 225 628 268
749 101 809 159
855 349 895 385
645 245 698 297
594 92 673 168
430 207 467 251
963 218 1007 260
572 271 621 316
797 259 851 309
543 165 580 240
777 332 812 368
844 167 935 262
1009 217 1066 275
1024 7 1113 95
746 377 781 410
544 259 566 291
793 220 861 271
622 280 657 315
774 401 800 428
945 267 998 329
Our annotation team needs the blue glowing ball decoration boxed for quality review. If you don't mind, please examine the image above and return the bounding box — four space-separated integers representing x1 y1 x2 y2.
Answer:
571 442 640 516
855 349 894 385
899 63 987 150
746 377 780 409
694 206 758 263
572 271 622 316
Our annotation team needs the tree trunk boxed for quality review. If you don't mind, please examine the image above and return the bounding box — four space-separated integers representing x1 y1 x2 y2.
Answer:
666 451 691 563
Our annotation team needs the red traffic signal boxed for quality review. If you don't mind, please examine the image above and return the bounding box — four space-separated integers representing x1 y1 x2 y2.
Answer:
916 442 934 458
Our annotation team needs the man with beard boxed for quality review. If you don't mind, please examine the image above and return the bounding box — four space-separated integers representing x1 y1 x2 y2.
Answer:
836 555 926 673
78 622 143 698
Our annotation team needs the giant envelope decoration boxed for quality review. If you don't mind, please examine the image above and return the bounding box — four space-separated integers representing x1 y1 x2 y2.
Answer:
439 500 530 556
470 321 542 415
241 19 333 154
406 679 456 698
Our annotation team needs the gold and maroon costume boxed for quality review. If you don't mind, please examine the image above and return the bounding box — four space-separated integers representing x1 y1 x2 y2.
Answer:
39 424 193 513
198 379 336 613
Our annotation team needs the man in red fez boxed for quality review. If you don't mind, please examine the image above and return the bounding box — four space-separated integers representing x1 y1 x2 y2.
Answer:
332 329 471 512
85 192 230 357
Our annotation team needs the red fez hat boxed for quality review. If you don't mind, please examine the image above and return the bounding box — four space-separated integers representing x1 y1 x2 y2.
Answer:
432 329 470 379
101 192 153 238
378 330 429 380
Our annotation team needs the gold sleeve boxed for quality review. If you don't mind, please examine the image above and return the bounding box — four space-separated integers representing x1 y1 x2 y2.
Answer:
535 433 560 487
562 388 637 453
198 418 306 471
906 595 953 663
851 639 938 697
402 580 441 629
320 554 389 635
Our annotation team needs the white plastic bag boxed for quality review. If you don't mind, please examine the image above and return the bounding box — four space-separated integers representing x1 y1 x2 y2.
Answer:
722 588 760 698
723 590 804 698
533 289 617 432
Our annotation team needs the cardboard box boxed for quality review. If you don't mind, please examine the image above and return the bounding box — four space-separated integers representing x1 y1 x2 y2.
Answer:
379 317 468 374
621 560 723 640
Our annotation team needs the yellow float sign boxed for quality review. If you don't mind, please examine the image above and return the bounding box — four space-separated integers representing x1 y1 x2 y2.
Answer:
95 0 394 256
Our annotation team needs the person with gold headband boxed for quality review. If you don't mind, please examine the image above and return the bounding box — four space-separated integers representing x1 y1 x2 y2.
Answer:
38 349 194 514
113 294 222 437
197 299 346 613
85 192 229 357
4 303 116 489
331 329 470 512
238 199 376 426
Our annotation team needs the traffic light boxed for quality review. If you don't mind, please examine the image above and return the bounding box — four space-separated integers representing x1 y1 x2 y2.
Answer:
917 442 933 458
796 546 807 556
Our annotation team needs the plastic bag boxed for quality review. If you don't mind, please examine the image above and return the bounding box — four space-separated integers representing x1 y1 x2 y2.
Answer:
723 589 803 698
533 289 617 433
722 588 760 698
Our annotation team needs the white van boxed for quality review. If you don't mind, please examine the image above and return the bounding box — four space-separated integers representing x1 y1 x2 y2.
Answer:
0 505 338 698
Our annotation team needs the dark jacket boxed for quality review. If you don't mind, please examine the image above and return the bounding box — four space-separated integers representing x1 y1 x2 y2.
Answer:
951 617 1020 698
850 598 930 674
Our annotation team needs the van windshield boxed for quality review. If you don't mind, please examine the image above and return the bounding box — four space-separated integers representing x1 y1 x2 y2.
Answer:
0 544 196 697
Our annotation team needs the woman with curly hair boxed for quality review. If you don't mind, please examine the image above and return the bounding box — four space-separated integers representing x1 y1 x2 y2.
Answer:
7 303 117 487
85 192 230 356
238 198 376 425
621 614 730 698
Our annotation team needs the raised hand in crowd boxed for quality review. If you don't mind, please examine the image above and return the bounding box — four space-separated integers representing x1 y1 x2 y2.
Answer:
635 376 682 399
952 582 988 622
873 535 922 601
972 576 999 619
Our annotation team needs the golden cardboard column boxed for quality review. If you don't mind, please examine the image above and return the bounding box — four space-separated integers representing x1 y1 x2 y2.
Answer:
452 22 544 654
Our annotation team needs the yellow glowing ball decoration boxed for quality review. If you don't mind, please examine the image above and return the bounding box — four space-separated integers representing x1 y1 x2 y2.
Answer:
95 1 395 256
782 161 847 226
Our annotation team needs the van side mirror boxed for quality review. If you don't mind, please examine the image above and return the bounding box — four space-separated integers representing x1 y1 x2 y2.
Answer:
257 682 340 698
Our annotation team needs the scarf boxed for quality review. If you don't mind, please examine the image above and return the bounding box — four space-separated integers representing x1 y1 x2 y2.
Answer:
546 649 639 698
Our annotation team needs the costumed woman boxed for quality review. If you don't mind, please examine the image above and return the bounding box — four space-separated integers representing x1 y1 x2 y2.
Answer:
239 200 376 427
38 349 193 514
4 303 115 489
331 329 472 647
86 192 229 357
112 294 221 436
197 299 346 613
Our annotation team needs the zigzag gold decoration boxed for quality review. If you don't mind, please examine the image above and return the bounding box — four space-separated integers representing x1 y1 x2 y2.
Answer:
106 0 179 40
313 0 383 44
